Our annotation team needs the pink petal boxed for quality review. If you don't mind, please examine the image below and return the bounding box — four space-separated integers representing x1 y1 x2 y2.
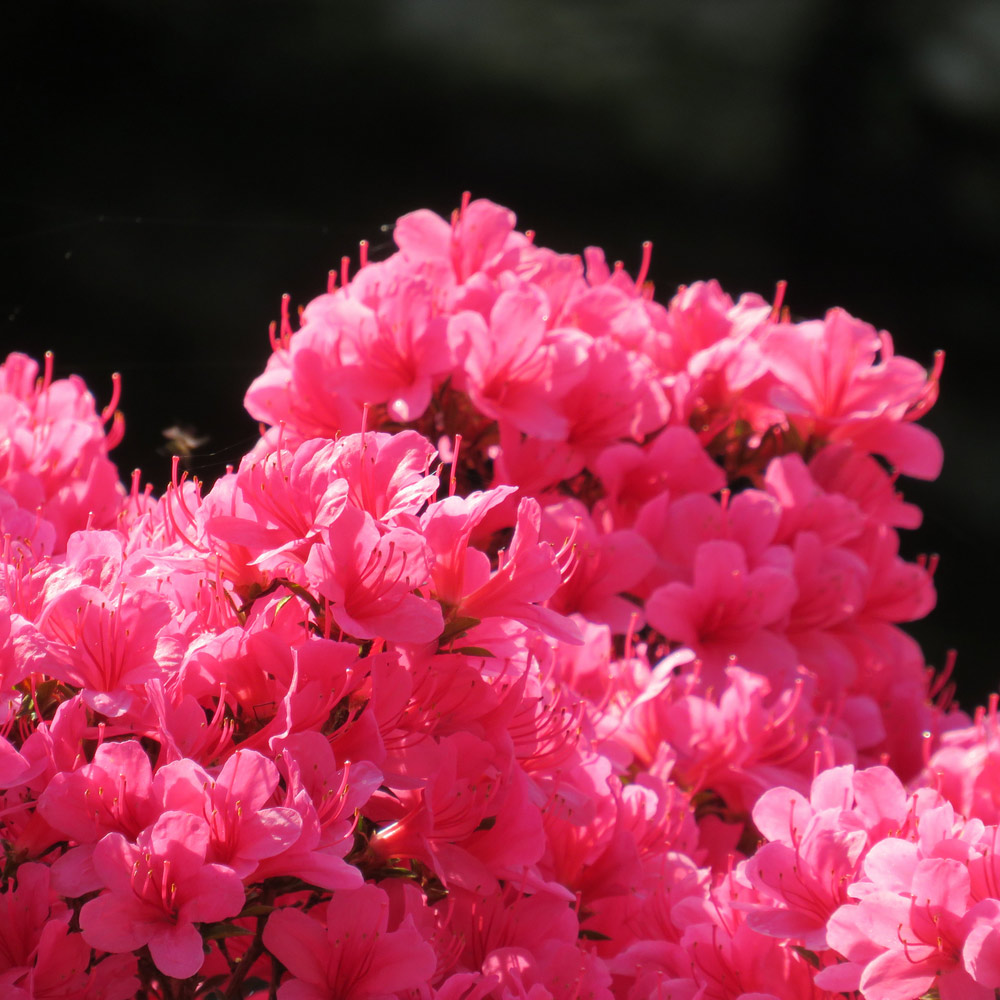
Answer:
179 863 246 924
752 787 812 845
860 949 938 1000
147 920 207 980
79 892 157 953
262 907 330 986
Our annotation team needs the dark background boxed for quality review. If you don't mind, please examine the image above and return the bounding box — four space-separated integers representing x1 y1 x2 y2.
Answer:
3 1 998 708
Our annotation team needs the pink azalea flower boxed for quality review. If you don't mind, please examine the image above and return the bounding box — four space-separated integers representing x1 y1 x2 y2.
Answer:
452 283 590 440
80 810 246 979
0 206 957 1000
617 663 835 817
244 319 363 440
155 747 304 879
420 485 517 607
251 731 377 890
759 307 943 479
37 739 159 895
826 857 994 1000
38 739 157 845
490 419 586 497
207 438 350 575
0 863 64 986
743 766 872 949
541 500 655 633
0 351 124 550
326 429 439 522
645 538 798 682
262 883 437 999
459 498 580 644
305 502 443 642
312 270 455 422
0 697 89 859
370 731 542 894
808 442 923 529
593 425 726 529
550 337 669 463
38 584 172 716
394 196 521 284
763 452 865 546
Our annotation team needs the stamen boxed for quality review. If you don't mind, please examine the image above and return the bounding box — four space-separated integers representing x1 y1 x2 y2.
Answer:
635 240 653 289
449 434 461 497
280 293 293 348
42 351 54 394
769 280 787 322
100 372 122 424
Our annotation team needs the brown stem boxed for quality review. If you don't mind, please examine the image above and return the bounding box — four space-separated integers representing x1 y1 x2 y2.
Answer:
223 884 279 1000
268 954 284 1000
216 936 236 974
221 921 266 1000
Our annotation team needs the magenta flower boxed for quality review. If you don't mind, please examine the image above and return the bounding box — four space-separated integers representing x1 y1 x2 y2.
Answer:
298 270 454 422
262 884 436 999
155 748 303 879
592 425 726 528
394 195 520 284
453 283 590 439
760 307 943 479
645 538 798 682
540 499 655 633
0 199 962 1000
305 502 443 642
459 497 580 644
38 584 172 716
0 351 124 549
825 857 993 1000
326 429 439 522
38 739 157 845
0 863 61 985
80 811 246 979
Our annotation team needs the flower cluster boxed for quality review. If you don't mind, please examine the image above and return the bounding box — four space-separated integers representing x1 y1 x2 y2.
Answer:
0 195 993 1000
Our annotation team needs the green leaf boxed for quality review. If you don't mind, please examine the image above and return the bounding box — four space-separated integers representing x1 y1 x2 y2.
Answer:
372 866 420 881
440 616 481 642
202 922 254 941
791 946 820 969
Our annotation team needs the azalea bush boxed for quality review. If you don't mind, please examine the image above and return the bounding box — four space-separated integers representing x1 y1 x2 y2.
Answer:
1 194 997 1000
